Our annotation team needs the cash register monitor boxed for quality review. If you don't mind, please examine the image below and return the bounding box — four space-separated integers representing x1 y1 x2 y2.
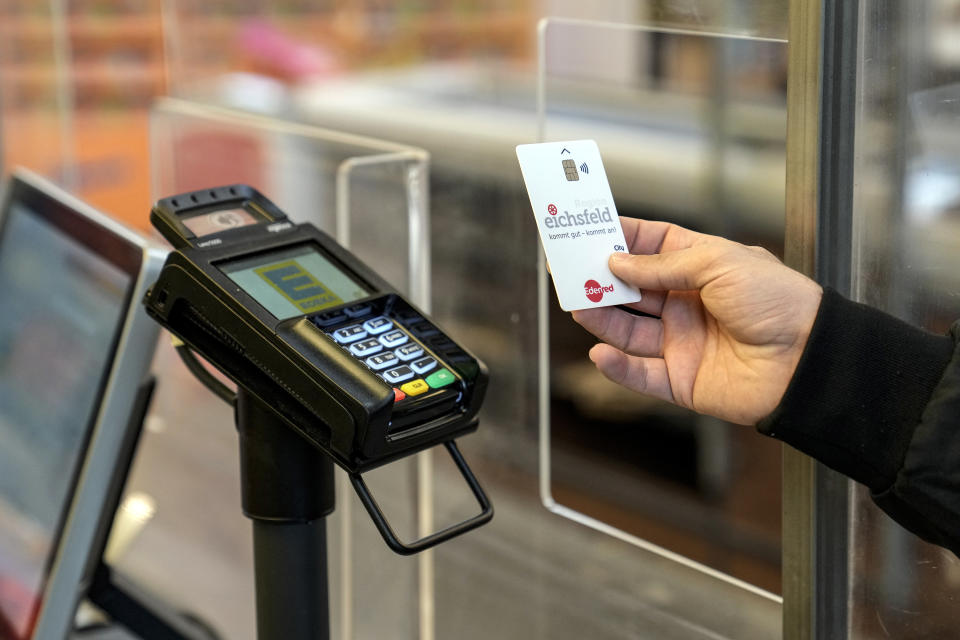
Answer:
0 170 163 639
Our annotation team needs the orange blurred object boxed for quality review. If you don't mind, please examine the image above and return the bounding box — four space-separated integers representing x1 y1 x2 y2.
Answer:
2 109 153 232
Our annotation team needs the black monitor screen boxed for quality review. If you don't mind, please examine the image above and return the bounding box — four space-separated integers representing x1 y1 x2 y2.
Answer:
0 198 132 638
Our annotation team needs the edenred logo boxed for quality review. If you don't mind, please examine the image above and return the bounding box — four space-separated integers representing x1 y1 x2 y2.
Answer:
547 203 558 216
584 279 614 303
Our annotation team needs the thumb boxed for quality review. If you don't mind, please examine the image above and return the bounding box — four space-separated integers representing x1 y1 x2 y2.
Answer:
609 247 717 292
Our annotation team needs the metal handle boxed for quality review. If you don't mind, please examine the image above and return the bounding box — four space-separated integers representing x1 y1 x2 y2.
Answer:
349 441 493 556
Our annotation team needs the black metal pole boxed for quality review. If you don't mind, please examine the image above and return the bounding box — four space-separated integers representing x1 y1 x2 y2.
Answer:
252 520 330 640
235 389 335 640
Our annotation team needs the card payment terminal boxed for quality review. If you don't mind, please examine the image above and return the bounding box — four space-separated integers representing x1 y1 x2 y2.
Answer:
143 185 492 559
144 185 487 473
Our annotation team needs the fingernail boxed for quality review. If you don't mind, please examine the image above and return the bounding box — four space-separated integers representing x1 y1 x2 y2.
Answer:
610 252 629 262
588 343 602 363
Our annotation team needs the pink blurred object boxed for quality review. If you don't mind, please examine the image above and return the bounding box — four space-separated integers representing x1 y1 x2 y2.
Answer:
0 574 37 638
239 19 342 81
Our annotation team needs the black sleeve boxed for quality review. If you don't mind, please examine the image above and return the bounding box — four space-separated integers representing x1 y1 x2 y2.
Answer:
757 287 960 554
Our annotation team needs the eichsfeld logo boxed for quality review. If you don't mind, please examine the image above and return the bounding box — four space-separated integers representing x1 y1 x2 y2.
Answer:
543 205 612 229
584 279 614 303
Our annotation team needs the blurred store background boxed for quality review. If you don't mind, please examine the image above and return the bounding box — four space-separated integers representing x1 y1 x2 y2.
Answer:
3 1 960 638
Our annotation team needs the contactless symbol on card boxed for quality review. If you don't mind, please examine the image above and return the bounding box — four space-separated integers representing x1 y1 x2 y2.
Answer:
516 139 642 311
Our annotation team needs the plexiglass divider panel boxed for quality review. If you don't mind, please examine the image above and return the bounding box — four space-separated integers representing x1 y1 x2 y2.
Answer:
619 0 789 42
116 98 430 640
416 13 783 640
333 151 435 640
848 2 960 637
537 17 787 601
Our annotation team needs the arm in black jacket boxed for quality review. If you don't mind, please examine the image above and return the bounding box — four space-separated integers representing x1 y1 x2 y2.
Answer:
758 287 960 554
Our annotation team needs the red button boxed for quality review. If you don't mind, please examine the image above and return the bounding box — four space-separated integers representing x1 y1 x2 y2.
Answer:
393 388 406 402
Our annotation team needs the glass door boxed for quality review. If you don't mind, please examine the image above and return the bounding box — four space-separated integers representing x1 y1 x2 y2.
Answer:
847 2 960 637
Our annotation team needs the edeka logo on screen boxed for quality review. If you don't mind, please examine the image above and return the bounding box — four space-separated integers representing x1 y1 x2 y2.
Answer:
255 260 343 313
584 279 614 303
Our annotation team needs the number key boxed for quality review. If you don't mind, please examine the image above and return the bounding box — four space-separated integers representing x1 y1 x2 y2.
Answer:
332 324 367 344
382 366 415 384
395 343 424 362
349 338 383 357
363 316 393 335
366 352 399 370
379 330 408 349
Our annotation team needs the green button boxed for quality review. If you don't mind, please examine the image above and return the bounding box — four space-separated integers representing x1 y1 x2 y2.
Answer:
425 368 455 389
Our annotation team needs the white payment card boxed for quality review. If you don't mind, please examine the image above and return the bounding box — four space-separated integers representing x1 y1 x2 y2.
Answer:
516 139 641 311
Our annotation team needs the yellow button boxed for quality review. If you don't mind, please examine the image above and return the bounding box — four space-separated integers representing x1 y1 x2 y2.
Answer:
400 379 430 397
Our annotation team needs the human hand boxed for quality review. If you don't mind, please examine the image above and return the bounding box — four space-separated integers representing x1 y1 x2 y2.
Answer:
571 218 823 425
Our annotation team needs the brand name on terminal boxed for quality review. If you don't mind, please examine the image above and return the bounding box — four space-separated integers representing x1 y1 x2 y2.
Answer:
544 206 613 229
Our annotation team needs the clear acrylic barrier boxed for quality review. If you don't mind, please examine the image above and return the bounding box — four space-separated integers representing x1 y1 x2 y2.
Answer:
849 3 960 637
118 98 429 640
589 1 788 42
538 17 787 598
397 15 787 640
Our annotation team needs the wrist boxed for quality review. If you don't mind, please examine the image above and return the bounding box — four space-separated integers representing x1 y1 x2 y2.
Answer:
758 288 954 490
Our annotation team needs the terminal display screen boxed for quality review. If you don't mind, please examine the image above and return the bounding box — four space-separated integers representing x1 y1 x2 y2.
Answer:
220 245 370 320
0 202 130 638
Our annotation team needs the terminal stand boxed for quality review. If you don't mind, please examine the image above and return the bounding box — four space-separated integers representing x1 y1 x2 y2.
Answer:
179 342 338 638
179 343 490 638
236 390 334 640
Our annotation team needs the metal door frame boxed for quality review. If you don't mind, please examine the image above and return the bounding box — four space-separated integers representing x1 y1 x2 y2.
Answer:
783 0 860 637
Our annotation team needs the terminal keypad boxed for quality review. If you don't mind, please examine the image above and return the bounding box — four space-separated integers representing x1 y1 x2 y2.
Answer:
310 301 463 417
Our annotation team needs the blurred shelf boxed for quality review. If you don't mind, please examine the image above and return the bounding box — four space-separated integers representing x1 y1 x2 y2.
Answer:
2 2 535 108
0 3 165 109
1 62 164 84
0 14 161 40
168 9 535 78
